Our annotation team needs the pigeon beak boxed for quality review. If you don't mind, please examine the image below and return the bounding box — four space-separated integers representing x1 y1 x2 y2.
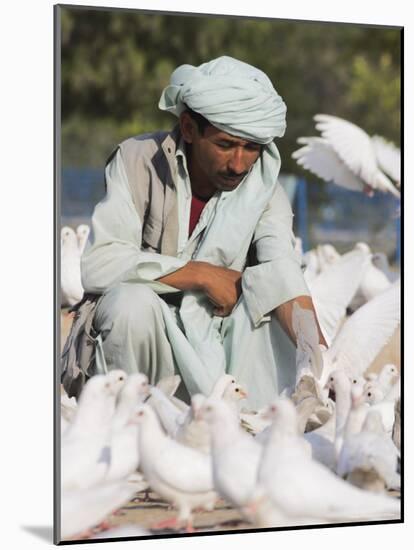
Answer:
239 389 248 399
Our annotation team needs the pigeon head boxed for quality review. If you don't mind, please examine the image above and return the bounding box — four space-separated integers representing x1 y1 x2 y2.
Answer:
354 242 371 255
379 363 398 381
79 374 114 401
223 383 248 402
76 224 90 239
211 373 237 398
61 226 75 242
119 373 150 403
324 369 351 401
263 398 298 433
61 226 78 251
363 386 384 405
76 224 91 252
198 398 233 425
129 404 158 426
105 369 127 397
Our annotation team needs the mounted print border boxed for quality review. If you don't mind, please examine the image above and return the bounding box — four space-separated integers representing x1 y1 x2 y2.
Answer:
54 3 403 544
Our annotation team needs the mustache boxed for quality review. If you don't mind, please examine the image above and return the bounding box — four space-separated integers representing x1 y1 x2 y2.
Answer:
219 170 248 180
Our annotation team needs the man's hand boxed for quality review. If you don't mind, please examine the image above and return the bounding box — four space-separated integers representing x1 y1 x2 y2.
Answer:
157 261 242 317
197 262 242 316
274 295 328 347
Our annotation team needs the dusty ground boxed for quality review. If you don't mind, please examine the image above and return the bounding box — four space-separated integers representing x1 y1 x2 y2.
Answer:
59 309 401 541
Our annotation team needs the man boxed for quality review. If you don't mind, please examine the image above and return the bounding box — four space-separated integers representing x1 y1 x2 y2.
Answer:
63 56 325 409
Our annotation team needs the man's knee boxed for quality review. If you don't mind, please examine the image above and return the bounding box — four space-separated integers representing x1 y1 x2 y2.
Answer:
95 283 163 333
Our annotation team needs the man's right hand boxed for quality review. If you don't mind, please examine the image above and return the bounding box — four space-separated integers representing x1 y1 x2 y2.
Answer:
195 261 242 316
157 260 242 317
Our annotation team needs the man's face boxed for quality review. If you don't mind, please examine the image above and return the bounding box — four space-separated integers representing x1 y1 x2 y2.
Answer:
180 113 263 195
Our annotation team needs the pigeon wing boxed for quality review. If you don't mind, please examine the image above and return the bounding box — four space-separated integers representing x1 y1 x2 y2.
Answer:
310 250 371 345
292 137 365 192
326 281 400 378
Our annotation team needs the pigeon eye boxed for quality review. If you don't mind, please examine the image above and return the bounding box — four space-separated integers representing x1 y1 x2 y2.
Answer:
235 388 240 392
353 379 357 384
138 411 144 416
367 392 372 397
330 377 334 382
119 376 124 381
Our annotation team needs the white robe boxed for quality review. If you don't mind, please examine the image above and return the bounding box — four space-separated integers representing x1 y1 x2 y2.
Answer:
81 144 310 409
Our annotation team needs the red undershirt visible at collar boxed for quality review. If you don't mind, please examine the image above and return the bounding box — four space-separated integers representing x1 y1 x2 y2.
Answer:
189 194 209 236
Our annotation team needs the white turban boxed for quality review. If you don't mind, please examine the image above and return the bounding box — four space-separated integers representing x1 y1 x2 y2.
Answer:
159 56 287 144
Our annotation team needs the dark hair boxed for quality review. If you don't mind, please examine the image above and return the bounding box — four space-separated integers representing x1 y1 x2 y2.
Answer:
184 105 211 134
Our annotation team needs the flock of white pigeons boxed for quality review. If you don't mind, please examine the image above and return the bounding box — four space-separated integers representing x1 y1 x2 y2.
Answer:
60 113 401 541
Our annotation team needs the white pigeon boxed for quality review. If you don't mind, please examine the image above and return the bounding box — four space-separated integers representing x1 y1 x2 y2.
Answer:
131 404 217 532
372 252 400 283
296 114 400 197
350 257 392 311
376 364 399 394
292 114 400 198
197 398 263 514
316 244 341 272
308 248 372 345
61 481 137 540
322 280 400 385
303 248 321 284
176 381 248 453
365 396 396 436
105 373 150 482
337 406 400 493
76 224 90 254
61 226 84 307
302 370 358 470
289 281 400 412
252 398 400 527
149 373 238 441
61 371 127 490
146 385 185 439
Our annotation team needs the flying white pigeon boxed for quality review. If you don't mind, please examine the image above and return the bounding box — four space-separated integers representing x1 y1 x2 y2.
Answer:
292 114 400 198
322 280 400 385
308 248 372 345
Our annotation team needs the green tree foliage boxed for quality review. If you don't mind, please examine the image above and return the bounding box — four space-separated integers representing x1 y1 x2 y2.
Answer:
60 7 401 171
